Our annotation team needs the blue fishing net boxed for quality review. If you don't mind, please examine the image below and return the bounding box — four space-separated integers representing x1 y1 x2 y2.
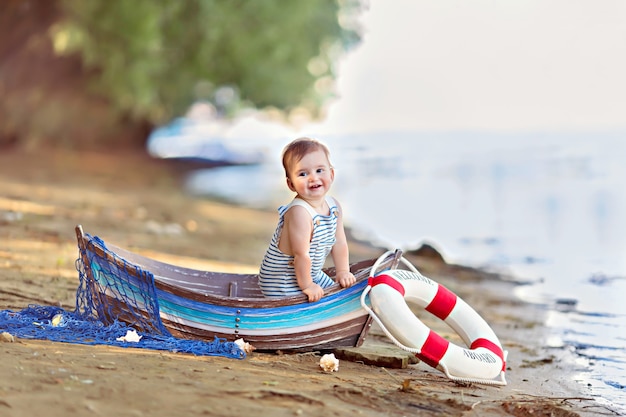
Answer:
0 234 244 359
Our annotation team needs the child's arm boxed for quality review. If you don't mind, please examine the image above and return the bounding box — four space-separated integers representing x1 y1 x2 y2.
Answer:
283 207 324 302
331 202 356 288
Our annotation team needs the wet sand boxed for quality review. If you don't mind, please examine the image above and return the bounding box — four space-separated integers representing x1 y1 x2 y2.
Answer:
0 149 615 416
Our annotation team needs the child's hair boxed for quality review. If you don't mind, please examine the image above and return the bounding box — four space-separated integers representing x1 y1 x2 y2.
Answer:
282 137 331 178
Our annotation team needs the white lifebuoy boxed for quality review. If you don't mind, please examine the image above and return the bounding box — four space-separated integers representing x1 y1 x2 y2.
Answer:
361 251 507 386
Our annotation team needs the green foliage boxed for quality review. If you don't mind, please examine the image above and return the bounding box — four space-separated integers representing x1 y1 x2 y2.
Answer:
54 0 363 123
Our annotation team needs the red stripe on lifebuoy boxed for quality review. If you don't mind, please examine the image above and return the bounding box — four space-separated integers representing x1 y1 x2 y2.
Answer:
417 330 449 369
425 284 457 320
368 274 405 296
471 338 506 371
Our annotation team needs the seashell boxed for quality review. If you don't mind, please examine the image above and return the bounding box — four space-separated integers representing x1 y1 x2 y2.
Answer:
115 329 142 343
51 313 63 327
234 338 256 354
319 353 339 372
0 331 15 343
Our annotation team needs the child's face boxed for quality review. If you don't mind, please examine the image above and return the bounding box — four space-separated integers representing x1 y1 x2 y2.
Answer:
286 149 334 200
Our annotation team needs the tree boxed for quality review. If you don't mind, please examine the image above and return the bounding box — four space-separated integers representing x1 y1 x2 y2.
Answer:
0 0 363 148
55 0 363 124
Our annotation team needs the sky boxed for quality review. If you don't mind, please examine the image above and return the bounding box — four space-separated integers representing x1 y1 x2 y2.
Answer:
307 0 626 135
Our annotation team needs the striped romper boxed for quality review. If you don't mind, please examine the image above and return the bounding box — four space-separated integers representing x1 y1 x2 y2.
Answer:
259 196 338 297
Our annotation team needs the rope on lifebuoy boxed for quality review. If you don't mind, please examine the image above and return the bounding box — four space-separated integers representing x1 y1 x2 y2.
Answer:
360 250 507 386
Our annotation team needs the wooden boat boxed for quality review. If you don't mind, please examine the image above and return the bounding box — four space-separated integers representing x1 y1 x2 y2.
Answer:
74 225 402 352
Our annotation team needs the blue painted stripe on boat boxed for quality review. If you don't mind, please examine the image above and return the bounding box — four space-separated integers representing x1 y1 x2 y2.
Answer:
155 281 369 330
157 295 362 330
155 278 366 317
91 260 153 306
89 251 372 332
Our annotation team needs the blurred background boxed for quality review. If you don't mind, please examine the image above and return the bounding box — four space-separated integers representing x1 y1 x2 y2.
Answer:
2 0 625 411
0 0 362 150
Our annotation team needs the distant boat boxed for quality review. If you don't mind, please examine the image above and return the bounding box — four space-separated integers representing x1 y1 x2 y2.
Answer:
147 117 266 167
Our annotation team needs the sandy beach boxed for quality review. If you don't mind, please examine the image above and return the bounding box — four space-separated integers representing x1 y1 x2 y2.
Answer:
0 148 617 416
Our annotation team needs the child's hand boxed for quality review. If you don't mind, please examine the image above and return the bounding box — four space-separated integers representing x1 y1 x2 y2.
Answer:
336 271 356 288
303 283 324 302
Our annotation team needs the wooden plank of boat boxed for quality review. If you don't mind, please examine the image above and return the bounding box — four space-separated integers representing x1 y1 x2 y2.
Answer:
75 225 400 352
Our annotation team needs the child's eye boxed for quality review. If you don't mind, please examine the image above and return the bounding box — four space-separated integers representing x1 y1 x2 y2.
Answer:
316 168 324 174
297 172 307 177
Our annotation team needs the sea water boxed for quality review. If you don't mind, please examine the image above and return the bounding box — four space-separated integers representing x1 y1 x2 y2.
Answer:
185 131 626 411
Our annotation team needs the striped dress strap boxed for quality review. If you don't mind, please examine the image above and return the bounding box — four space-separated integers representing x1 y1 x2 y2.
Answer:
288 197 338 220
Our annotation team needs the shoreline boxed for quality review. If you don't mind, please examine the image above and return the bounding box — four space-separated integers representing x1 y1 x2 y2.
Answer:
0 148 618 416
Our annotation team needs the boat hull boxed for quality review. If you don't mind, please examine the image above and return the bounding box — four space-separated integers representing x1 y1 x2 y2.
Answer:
75 225 398 352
